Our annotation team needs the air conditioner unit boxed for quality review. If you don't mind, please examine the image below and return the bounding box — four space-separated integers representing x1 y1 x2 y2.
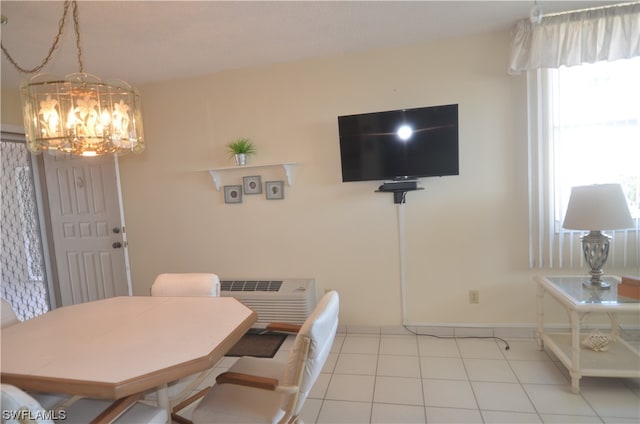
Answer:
220 279 317 328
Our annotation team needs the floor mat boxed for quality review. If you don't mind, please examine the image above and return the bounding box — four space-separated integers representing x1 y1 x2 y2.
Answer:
226 332 287 358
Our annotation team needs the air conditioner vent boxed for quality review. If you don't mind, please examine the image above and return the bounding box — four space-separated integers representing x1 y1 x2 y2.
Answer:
220 279 316 328
220 280 283 292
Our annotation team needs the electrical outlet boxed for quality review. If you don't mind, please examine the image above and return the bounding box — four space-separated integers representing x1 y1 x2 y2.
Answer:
469 290 480 304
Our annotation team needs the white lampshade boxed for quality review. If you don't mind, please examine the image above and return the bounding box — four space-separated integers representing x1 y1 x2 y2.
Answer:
563 184 634 231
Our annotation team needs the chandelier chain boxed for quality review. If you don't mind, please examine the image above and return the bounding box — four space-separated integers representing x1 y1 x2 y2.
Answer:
71 0 84 74
1 0 84 75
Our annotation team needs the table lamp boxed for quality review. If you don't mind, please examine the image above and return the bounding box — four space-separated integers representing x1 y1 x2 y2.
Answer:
563 184 634 289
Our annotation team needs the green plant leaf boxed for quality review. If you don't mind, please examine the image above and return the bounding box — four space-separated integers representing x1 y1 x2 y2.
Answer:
226 138 256 156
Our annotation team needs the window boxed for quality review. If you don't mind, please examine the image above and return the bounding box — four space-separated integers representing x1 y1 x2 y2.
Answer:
552 58 640 224
528 58 640 269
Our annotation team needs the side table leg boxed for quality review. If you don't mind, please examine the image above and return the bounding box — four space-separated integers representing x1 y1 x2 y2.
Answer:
569 310 581 394
608 312 619 341
536 284 544 350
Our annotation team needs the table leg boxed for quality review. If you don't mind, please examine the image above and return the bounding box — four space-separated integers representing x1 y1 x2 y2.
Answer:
156 384 170 424
536 284 545 350
608 312 619 341
569 310 581 393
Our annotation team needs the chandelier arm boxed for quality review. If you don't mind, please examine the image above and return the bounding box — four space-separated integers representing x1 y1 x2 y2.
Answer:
0 0 72 75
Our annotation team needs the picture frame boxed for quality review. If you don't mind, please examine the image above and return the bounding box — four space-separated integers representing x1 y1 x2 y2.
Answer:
223 185 243 204
243 175 262 195
265 181 285 200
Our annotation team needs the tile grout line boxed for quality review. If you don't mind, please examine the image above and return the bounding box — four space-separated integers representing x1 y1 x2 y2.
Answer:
456 337 485 423
414 333 429 423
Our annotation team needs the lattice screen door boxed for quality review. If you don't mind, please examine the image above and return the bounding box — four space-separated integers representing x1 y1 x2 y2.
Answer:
1 132 50 321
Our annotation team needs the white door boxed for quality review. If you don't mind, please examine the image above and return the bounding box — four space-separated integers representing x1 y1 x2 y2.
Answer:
43 154 130 306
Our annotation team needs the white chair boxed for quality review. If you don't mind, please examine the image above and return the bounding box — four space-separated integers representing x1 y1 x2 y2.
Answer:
149 272 221 421
192 290 339 424
1 384 167 424
1 298 19 328
151 273 220 297
1 383 53 424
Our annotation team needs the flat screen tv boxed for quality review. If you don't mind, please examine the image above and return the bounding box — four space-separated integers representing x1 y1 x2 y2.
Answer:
338 104 459 182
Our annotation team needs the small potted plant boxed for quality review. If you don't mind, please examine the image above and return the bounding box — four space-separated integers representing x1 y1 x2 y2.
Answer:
226 138 256 166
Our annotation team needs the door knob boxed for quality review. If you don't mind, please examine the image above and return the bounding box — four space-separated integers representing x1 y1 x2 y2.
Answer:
112 242 122 249
112 227 121 234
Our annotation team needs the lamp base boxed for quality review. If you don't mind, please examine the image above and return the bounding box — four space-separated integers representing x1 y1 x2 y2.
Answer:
582 279 611 289
581 230 611 290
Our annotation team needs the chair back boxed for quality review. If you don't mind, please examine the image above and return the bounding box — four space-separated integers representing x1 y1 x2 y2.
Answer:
151 273 220 297
0 384 54 424
1 299 19 328
282 290 339 418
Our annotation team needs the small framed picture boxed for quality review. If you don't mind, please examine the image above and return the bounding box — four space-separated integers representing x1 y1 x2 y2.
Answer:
265 181 285 200
224 185 243 204
243 175 262 195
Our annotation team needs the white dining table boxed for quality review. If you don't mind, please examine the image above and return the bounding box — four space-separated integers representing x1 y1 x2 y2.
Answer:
1 295 256 416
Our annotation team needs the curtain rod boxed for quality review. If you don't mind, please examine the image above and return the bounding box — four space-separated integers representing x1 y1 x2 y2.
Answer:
542 1 640 18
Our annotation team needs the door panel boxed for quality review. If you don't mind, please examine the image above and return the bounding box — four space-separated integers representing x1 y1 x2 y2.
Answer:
44 154 129 306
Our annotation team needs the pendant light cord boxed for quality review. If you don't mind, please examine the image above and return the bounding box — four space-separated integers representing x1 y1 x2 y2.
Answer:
1 0 83 75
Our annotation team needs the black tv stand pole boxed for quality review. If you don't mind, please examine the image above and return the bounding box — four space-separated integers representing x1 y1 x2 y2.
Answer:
375 187 424 204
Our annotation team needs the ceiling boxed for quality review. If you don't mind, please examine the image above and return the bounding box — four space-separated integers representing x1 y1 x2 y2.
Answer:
0 1 622 90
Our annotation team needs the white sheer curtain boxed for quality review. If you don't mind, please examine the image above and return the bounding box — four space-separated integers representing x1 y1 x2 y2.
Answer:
509 2 640 73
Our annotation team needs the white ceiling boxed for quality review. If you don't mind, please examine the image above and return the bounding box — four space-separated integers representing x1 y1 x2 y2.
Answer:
1 1 621 89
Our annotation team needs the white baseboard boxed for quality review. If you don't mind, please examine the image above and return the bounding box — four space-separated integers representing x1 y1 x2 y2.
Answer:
337 323 640 340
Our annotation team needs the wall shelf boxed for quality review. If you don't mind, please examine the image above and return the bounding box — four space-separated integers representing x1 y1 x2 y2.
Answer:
376 187 424 204
208 162 297 190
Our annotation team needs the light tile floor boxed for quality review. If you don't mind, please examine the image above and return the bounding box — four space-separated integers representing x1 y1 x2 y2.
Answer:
181 329 640 424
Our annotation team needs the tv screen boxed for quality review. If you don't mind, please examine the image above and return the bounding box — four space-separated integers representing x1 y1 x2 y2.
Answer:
338 104 459 182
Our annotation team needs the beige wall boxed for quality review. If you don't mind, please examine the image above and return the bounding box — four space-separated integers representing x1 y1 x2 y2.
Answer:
1 90 23 127
3 30 636 327
120 30 536 327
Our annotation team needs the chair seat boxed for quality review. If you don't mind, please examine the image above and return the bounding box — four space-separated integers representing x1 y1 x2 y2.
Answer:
31 392 167 423
192 384 287 424
192 356 287 423
63 398 167 423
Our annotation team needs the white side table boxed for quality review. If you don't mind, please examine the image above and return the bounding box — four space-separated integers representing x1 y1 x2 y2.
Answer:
535 275 640 393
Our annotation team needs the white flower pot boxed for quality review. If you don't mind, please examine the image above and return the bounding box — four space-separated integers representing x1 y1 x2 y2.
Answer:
234 153 247 166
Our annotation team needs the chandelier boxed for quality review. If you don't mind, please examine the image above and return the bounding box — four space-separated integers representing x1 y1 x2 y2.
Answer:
2 1 144 156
